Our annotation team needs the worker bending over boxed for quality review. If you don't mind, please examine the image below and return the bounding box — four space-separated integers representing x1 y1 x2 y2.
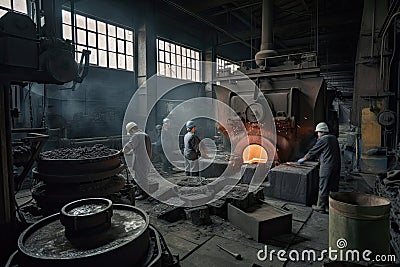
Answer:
298 122 341 213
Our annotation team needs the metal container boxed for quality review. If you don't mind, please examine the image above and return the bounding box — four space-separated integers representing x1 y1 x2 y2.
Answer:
34 148 123 183
60 198 113 239
17 203 150 267
7 226 162 267
329 192 391 256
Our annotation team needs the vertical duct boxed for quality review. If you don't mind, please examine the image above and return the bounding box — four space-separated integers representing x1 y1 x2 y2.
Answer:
255 0 277 67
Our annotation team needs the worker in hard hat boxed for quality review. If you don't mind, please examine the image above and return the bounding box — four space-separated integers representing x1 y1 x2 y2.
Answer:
183 120 202 176
297 122 341 213
123 121 152 200
160 118 175 174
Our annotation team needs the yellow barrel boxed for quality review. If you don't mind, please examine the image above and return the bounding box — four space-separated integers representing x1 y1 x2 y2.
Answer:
329 192 391 257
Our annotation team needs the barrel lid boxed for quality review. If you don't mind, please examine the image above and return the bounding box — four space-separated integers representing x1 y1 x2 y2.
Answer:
18 204 149 260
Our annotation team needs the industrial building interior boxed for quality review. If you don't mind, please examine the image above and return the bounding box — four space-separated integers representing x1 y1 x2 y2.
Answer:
1 0 400 266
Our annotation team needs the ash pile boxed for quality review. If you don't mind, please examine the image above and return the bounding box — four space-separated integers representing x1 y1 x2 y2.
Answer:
374 170 400 258
31 144 127 213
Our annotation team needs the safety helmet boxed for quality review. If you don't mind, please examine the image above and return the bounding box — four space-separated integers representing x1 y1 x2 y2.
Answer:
315 122 329 133
163 118 170 124
186 120 195 131
126 122 137 133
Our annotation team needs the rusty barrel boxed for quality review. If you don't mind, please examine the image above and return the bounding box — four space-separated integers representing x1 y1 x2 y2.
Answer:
329 192 391 257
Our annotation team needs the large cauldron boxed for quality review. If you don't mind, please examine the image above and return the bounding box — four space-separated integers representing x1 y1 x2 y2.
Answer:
32 145 125 212
14 199 154 267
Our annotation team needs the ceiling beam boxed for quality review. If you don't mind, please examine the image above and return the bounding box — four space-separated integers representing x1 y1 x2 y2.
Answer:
210 2 261 16
161 0 258 51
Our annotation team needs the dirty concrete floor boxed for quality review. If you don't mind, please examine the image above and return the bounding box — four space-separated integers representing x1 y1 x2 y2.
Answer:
13 170 375 266
133 171 374 267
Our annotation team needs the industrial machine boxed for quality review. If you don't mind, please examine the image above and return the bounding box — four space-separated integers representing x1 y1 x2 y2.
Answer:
215 0 337 164
0 1 88 264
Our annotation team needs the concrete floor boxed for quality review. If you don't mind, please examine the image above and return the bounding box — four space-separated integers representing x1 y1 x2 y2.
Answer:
133 172 374 267
13 169 377 267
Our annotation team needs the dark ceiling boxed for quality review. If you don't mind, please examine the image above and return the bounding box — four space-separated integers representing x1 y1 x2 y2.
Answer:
159 0 364 71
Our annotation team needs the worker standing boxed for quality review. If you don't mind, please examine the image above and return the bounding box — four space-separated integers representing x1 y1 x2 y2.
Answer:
160 118 174 174
123 122 152 200
184 120 201 176
297 122 341 213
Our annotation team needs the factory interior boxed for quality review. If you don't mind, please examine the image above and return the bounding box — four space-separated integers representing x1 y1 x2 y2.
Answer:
1 0 400 266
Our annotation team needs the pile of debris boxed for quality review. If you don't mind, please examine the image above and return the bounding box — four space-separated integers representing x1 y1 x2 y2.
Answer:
374 170 400 258
40 144 117 160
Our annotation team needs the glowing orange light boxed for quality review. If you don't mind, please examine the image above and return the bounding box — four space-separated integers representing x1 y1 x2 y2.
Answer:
242 144 268 164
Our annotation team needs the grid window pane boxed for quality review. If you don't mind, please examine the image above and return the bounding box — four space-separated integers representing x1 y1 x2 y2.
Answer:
98 34 106 50
13 0 27 13
75 52 82 62
0 0 11 9
87 18 96 31
76 45 85 53
108 36 116 52
77 29 86 45
76 14 86 29
97 21 106 34
158 40 164 50
126 42 133 56
108 24 116 37
118 54 125 69
89 48 97 64
117 27 124 39
63 24 72 40
88 32 96 47
127 56 133 71
126 30 133 42
217 57 240 75
109 52 117 68
62 10 71 24
0 9 7 17
156 39 200 81
99 50 107 67
117 40 124 53
62 9 134 71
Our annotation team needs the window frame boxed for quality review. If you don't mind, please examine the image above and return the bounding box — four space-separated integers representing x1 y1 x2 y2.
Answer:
157 38 201 82
61 8 134 72
0 0 28 17
216 57 240 75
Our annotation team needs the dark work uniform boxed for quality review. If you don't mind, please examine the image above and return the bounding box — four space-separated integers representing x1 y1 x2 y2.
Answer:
304 133 341 206
184 131 201 176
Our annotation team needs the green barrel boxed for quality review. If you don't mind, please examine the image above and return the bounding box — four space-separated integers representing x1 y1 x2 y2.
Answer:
329 192 391 257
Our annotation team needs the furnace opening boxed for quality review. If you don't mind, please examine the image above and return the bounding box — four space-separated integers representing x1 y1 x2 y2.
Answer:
242 144 268 164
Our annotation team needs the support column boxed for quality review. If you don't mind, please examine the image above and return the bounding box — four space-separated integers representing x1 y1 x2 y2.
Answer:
0 83 16 264
135 1 157 137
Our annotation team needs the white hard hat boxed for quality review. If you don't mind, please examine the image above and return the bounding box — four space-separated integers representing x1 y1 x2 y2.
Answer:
163 118 170 124
315 122 329 133
126 122 137 133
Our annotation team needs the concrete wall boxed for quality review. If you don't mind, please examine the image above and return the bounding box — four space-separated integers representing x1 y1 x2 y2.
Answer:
22 0 212 141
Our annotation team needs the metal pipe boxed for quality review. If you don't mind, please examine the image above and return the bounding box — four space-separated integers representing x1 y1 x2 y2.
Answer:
260 0 273 51
35 0 41 37
396 58 400 149
380 12 400 79
371 0 376 58
71 0 75 48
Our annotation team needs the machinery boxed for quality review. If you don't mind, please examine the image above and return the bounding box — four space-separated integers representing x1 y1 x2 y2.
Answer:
215 0 337 164
0 1 89 263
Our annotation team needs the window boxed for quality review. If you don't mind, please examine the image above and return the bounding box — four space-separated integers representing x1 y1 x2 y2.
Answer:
0 0 28 17
217 57 240 75
157 39 201 82
62 9 134 71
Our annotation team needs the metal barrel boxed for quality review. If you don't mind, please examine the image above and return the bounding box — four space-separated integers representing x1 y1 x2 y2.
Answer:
329 192 391 257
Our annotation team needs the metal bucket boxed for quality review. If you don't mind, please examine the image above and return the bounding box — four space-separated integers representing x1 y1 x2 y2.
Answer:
329 192 391 257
